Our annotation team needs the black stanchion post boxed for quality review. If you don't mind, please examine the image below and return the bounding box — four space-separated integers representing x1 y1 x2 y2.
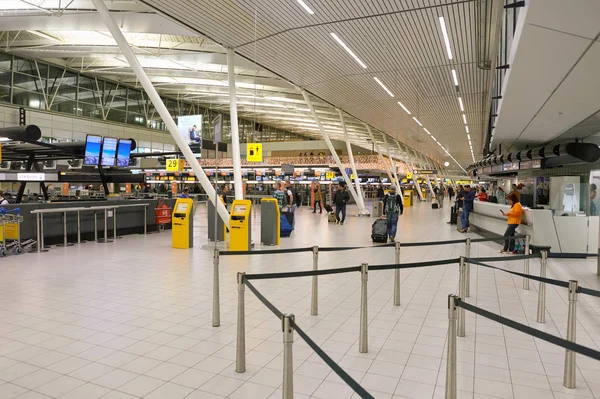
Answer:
213 248 220 327
564 280 578 389
465 238 471 297
523 235 530 290
537 250 547 324
446 295 458 399
458 257 466 337
311 246 318 316
236 272 246 373
359 263 368 353
394 242 401 306
282 314 294 399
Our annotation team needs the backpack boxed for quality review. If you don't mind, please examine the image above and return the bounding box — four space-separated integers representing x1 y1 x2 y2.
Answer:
386 194 400 214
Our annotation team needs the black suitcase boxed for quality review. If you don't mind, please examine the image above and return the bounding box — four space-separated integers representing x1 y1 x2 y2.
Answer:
324 204 333 213
371 219 388 243
450 204 458 224
432 203 439 209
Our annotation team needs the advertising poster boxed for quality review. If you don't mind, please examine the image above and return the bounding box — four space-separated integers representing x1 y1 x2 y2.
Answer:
177 115 202 157
589 170 600 216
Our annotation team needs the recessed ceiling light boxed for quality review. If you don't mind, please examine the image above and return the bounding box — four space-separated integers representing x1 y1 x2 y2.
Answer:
438 17 453 60
374 77 394 97
412 117 422 126
452 69 459 86
462 114 467 124
458 97 464 112
296 0 315 14
397 101 411 115
467 134 471 140
465 125 469 133
330 33 367 68
423 128 431 135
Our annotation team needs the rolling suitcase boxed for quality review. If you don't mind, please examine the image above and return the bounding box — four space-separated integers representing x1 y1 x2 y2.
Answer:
280 213 293 237
456 209 463 232
328 212 337 223
324 204 333 213
450 204 458 224
371 219 388 243
431 203 439 209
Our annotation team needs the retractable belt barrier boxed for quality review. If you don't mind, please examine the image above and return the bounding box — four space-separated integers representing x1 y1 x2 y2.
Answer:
455 299 600 362
218 235 526 256
230 243 600 399
243 279 374 399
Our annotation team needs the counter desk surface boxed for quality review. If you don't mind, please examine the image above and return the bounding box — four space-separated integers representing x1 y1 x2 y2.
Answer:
470 201 598 254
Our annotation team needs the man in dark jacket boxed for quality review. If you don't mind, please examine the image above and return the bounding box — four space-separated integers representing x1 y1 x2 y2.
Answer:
456 185 465 209
333 183 350 225
459 185 475 233
382 185 404 242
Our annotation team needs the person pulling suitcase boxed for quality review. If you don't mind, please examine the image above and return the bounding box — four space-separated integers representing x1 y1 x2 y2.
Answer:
382 185 403 242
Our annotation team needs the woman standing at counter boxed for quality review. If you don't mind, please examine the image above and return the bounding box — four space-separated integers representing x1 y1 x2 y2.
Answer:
499 192 523 254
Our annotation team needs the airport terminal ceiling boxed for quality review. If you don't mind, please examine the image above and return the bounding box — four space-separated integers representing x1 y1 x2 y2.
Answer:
0 0 491 173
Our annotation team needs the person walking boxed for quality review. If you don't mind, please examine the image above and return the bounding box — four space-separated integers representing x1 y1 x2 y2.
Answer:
382 185 403 242
499 192 523 253
333 182 350 225
448 185 455 202
459 185 475 233
284 181 297 228
437 184 445 208
313 182 323 213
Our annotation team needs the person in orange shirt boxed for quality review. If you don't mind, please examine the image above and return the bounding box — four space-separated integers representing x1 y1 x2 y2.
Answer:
499 192 523 253
476 188 488 202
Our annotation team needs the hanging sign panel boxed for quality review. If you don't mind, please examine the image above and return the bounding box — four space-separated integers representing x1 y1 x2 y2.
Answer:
166 159 183 172
247 143 263 162
414 169 437 175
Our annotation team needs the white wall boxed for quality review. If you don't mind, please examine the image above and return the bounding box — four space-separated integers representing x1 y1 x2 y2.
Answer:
0 103 177 150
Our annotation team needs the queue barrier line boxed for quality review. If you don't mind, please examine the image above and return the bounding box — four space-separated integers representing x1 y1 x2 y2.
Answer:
548 252 600 259
468 258 570 289
369 258 461 271
292 321 375 399
578 286 600 298
244 280 283 319
469 234 527 243
467 253 539 263
455 299 600 362
245 265 362 281
219 235 528 257
243 279 374 399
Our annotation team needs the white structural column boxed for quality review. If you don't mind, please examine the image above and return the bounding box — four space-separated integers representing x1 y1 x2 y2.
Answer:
381 134 402 195
227 48 243 200
91 0 231 227
299 89 360 204
337 109 367 214
365 125 403 197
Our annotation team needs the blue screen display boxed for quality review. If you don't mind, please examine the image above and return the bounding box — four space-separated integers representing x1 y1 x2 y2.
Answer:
101 137 118 167
84 135 102 165
116 139 132 167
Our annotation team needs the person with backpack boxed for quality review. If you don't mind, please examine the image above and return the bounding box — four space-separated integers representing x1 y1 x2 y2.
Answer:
448 185 455 202
382 185 403 242
333 182 350 225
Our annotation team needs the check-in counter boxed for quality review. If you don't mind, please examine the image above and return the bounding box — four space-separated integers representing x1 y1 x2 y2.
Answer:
470 201 599 254
0 199 175 245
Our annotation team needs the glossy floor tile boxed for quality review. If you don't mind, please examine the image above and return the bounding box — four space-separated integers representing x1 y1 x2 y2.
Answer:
0 200 598 398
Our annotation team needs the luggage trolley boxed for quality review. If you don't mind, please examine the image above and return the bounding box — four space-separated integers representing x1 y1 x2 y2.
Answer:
155 202 172 232
0 208 25 256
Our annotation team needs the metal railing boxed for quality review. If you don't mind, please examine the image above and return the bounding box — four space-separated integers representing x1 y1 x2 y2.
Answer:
31 203 150 252
218 235 600 398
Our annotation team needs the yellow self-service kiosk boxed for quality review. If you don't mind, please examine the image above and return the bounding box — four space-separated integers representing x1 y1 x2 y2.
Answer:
229 199 252 251
172 198 194 249
404 189 414 207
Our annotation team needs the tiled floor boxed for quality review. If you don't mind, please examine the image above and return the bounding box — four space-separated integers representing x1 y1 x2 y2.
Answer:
0 200 599 398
